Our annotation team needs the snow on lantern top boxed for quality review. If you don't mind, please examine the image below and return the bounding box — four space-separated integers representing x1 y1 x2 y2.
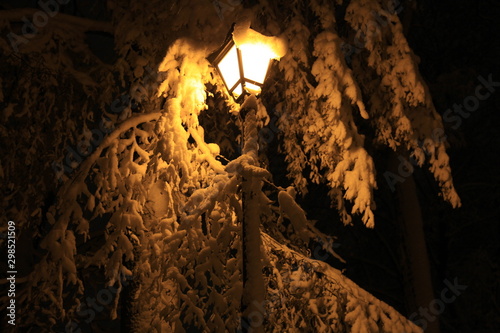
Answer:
209 21 287 102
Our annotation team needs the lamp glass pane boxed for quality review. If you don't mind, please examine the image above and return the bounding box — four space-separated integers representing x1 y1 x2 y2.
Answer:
233 84 243 97
239 43 274 85
217 44 240 93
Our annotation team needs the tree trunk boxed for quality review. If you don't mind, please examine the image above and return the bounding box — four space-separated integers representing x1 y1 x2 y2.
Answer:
392 152 440 333
120 243 140 332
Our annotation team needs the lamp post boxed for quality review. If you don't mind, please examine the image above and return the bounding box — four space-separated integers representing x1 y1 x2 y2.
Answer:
208 23 286 332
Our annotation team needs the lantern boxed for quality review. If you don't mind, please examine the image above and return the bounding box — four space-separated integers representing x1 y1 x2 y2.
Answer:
209 24 286 102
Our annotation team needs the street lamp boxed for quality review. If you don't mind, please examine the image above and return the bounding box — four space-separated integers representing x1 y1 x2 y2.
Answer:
208 22 286 333
208 23 285 103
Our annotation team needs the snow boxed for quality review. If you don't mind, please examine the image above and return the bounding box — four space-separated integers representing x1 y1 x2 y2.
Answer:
262 232 423 333
278 189 314 243
241 93 259 111
345 0 461 208
233 19 288 59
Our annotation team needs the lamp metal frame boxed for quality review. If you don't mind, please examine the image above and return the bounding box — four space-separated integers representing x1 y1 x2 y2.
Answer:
208 26 273 103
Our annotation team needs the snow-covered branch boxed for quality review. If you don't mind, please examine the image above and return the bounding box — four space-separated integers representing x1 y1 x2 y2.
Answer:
64 112 162 194
262 232 423 332
189 127 226 174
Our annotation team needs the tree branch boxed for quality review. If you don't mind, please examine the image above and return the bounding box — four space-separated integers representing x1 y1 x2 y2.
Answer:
61 112 162 200
0 8 114 34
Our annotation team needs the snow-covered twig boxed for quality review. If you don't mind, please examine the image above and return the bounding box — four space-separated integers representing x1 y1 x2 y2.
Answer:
188 126 226 174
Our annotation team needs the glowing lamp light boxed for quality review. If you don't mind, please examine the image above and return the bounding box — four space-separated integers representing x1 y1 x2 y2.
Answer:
209 24 286 102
